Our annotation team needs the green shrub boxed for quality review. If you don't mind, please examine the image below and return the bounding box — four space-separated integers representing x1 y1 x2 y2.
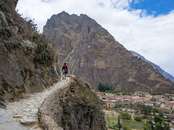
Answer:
31 32 44 43
145 114 170 130
120 112 131 120
137 104 154 115
134 115 143 122
26 19 38 32
97 83 113 92
122 125 131 130
34 42 55 66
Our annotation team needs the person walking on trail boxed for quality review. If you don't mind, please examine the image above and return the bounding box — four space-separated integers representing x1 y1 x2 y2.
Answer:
62 63 68 79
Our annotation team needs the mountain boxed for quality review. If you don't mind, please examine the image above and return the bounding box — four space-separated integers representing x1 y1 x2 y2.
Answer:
43 11 174 94
131 51 174 82
0 0 59 104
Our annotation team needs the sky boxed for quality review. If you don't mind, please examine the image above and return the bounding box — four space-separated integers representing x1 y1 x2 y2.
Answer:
16 0 174 76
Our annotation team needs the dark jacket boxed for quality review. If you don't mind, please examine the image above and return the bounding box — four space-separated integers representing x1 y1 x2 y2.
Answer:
62 65 68 74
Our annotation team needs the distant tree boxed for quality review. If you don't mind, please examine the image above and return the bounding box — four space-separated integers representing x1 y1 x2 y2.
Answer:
118 115 122 130
34 42 55 66
134 115 143 122
144 121 152 130
97 83 113 92
145 113 170 130
138 104 153 115
24 17 38 32
122 125 131 130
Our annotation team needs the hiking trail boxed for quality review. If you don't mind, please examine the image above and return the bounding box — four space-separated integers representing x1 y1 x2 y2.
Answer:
0 78 70 130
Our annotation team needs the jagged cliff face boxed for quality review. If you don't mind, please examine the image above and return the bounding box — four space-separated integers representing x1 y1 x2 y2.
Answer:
39 76 107 130
44 12 174 94
0 0 59 103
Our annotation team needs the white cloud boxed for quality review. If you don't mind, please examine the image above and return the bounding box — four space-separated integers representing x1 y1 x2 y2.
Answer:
16 0 174 76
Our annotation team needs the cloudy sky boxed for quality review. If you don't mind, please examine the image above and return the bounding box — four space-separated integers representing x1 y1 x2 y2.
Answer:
17 0 174 76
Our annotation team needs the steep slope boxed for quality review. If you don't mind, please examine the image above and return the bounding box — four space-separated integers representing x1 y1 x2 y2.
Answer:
131 51 174 82
43 12 174 94
39 76 107 130
0 0 59 105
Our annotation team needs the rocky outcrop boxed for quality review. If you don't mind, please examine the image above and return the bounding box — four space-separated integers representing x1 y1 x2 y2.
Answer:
43 12 174 94
0 0 59 104
39 76 107 130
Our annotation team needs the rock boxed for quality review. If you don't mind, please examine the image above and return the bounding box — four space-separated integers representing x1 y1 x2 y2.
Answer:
20 118 36 126
39 76 107 130
13 114 23 119
0 99 6 109
43 12 174 94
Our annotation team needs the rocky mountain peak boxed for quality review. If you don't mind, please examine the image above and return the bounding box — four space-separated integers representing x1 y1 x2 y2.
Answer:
44 12 174 94
45 11 99 32
58 11 70 16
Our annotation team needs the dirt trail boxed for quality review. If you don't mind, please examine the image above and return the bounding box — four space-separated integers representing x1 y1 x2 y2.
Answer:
0 78 69 130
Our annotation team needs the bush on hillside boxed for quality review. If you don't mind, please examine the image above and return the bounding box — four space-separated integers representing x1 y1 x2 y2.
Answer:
145 114 170 130
122 125 131 130
97 83 113 92
26 19 38 32
134 115 143 122
34 42 55 66
31 28 56 67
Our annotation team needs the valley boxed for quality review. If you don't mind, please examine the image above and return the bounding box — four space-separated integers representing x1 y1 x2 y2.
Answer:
98 92 174 130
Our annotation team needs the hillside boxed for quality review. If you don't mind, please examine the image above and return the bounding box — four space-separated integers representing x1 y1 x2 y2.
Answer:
39 76 106 130
0 0 59 105
0 76 106 130
131 51 174 82
43 11 174 94
0 2 106 130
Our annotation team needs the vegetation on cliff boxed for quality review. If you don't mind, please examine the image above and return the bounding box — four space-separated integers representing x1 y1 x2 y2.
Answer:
0 0 59 105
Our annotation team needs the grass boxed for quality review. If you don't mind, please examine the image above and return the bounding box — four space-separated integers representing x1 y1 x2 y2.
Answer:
105 111 118 129
122 120 144 130
105 111 145 130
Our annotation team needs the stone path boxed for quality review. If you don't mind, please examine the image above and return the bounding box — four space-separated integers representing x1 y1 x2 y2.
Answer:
0 78 69 130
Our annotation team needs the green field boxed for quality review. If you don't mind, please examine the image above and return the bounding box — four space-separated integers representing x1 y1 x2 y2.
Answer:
105 111 145 130
105 111 118 129
122 120 144 130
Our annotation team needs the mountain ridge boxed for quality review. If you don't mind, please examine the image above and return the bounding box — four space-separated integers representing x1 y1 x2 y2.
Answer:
131 51 174 82
43 11 174 94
